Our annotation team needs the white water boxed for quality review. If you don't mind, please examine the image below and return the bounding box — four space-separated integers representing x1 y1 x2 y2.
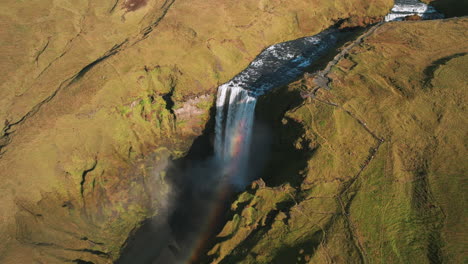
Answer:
213 29 338 187
385 0 442 21
214 84 257 186
213 0 443 187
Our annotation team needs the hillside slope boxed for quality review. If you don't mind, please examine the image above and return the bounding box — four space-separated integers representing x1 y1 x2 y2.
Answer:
207 17 468 264
0 0 393 263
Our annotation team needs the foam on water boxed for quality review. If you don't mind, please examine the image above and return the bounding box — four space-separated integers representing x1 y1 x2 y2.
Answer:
385 0 443 21
224 29 339 97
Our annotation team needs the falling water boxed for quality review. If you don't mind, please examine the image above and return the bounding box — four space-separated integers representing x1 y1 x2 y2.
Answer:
214 85 257 186
117 3 449 262
213 29 340 187
212 0 445 187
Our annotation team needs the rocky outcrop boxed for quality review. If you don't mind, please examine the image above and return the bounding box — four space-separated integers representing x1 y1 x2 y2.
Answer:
0 0 393 262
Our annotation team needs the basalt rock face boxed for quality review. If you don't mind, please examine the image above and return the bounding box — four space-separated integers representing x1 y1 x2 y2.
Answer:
0 0 393 263
207 18 468 263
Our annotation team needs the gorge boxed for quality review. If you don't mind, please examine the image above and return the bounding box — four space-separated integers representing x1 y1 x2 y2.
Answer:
120 1 451 262
118 25 349 264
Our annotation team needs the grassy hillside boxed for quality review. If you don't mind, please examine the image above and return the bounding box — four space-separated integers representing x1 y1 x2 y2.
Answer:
206 18 468 264
0 0 393 263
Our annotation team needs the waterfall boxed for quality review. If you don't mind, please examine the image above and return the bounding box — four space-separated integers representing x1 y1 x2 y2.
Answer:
214 84 257 186
212 28 339 187
211 1 445 187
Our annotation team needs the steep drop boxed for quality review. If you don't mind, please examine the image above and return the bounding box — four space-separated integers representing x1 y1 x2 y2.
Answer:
215 85 257 187
212 28 340 187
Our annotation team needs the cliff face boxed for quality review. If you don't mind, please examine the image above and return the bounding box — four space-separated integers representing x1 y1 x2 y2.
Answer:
0 0 394 263
207 18 468 263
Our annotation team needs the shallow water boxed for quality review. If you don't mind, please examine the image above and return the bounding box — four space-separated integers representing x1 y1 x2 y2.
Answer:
385 0 443 21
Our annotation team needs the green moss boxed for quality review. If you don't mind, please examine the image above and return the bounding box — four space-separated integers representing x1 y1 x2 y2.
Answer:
232 192 255 210
196 97 214 111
